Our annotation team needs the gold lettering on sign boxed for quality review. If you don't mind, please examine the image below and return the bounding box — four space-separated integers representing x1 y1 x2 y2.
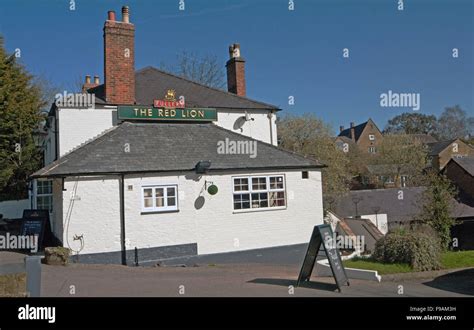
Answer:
170 109 176 117
198 110 204 117
158 109 163 117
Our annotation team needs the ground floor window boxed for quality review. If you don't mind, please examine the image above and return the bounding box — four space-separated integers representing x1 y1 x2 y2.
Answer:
142 185 178 212
233 175 286 211
36 180 53 212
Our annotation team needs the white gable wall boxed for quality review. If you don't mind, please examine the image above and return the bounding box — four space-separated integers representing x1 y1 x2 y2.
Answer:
57 108 116 157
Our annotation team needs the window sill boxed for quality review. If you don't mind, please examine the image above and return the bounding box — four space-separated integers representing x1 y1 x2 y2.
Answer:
141 209 179 215
232 206 287 214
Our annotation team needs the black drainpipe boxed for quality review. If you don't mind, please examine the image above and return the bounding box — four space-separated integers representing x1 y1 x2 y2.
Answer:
119 174 126 265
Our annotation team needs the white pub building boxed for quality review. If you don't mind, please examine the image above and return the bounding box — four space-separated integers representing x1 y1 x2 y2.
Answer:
32 6 324 264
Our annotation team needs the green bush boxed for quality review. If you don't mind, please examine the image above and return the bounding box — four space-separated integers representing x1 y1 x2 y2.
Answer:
373 226 441 271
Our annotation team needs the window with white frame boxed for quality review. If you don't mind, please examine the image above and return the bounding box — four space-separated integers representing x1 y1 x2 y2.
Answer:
142 185 178 212
369 134 375 141
36 180 53 212
368 146 377 153
233 175 286 211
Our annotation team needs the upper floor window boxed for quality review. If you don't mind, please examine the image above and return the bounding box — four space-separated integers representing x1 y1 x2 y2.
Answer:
369 134 375 141
368 146 377 153
233 175 286 211
142 185 178 213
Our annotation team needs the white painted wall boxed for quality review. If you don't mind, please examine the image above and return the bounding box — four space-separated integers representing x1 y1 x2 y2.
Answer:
56 169 323 256
360 213 388 235
57 107 116 157
215 109 277 145
0 199 30 219
57 176 121 254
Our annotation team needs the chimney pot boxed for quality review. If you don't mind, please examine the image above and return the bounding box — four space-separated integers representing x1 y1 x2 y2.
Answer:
94 76 100 84
85 75 91 84
108 10 116 21
226 43 245 97
229 43 241 58
122 6 130 23
340 126 344 133
350 122 355 128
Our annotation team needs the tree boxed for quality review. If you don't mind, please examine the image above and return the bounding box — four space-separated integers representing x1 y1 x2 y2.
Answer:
417 170 457 251
383 112 437 135
161 51 226 89
373 134 428 187
277 114 351 198
0 36 45 200
435 105 474 140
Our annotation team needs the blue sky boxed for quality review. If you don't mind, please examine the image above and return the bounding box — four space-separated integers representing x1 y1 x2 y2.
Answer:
0 0 472 133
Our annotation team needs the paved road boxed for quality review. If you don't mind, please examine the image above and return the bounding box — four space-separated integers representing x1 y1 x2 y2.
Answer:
40 262 472 297
2 249 472 297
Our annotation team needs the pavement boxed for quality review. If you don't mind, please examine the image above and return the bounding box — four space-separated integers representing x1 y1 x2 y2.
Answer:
2 247 473 297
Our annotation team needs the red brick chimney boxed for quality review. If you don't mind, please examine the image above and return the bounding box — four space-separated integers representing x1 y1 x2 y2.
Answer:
350 122 356 141
103 6 135 104
226 43 246 97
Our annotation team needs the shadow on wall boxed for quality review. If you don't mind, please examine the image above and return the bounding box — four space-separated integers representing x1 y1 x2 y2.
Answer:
423 269 474 296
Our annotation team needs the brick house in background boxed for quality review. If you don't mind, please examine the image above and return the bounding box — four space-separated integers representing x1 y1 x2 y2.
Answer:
426 138 474 170
337 118 383 154
443 157 474 201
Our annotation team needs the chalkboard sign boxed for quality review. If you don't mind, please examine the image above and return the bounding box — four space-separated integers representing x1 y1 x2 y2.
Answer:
297 224 349 292
20 210 52 251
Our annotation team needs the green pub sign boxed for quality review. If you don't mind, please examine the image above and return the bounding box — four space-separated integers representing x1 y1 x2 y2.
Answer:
118 106 218 122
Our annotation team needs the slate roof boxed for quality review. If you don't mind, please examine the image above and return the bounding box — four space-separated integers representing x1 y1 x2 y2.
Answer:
332 187 474 224
87 66 280 111
338 121 368 142
449 157 474 177
426 139 458 156
32 122 323 178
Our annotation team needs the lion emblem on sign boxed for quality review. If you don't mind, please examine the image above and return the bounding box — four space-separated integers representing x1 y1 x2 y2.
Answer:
164 89 176 101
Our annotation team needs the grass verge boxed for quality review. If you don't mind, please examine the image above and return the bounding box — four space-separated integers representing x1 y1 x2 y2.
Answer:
343 251 474 275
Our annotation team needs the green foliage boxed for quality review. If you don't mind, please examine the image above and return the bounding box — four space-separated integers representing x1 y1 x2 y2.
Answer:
373 227 441 271
277 114 351 198
344 251 474 274
383 112 437 135
418 171 457 251
384 106 474 140
369 134 428 187
343 258 413 275
440 251 474 269
436 105 474 140
0 36 45 200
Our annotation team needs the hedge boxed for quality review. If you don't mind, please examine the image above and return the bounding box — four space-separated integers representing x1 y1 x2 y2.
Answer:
373 226 441 271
